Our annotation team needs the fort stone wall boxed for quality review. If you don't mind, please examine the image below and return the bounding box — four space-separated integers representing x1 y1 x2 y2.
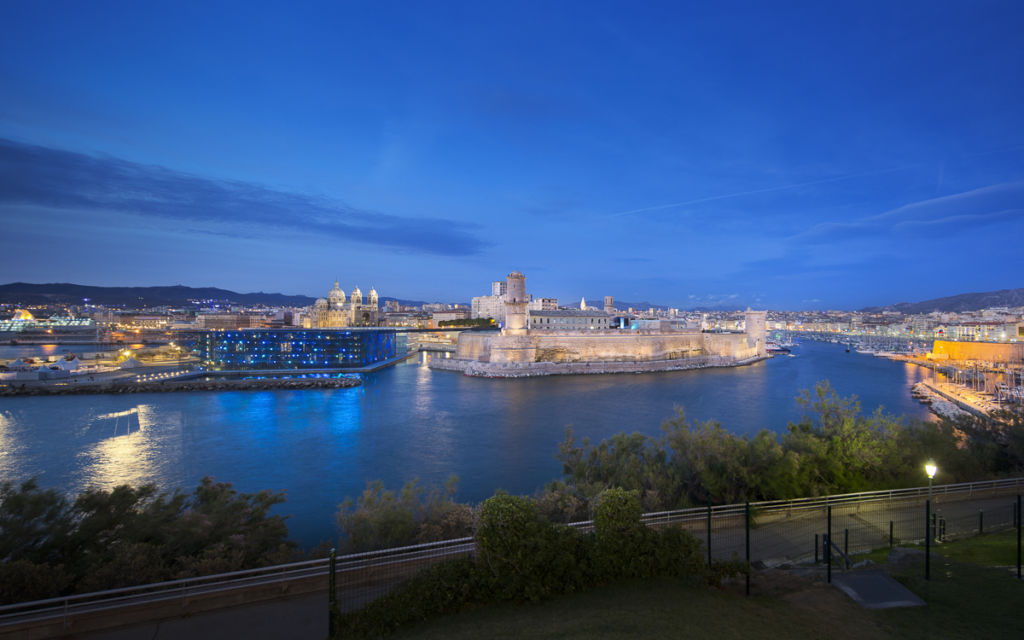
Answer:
931 340 1024 364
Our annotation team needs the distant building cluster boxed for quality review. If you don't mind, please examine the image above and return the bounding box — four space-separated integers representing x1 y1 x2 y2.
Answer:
767 308 1024 343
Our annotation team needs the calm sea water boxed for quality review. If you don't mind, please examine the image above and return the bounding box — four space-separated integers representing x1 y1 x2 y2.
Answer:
0 341 936 546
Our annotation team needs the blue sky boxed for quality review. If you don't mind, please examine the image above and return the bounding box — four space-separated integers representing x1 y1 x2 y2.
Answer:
1 1 1022 309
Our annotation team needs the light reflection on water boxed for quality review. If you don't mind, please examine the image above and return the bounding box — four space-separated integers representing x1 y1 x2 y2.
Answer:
0 341 937 546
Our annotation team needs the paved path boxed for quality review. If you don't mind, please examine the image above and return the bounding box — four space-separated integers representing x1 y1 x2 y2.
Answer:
80 594 327 640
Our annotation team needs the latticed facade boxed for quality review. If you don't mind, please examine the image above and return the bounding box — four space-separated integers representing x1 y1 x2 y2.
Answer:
196 329 402 370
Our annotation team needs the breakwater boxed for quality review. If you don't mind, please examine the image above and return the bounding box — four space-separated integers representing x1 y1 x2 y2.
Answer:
0 376 361 397
429 354 766 377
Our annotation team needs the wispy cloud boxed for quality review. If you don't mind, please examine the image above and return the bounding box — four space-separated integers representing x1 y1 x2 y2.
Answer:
0 138 487 256
793 182 1024 243
602 165 915 219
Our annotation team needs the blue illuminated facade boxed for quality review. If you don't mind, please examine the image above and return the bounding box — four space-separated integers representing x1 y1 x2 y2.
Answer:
194 329 405 370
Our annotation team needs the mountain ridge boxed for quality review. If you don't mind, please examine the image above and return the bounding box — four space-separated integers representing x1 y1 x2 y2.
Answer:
860 288 1024 314
0 283 428 309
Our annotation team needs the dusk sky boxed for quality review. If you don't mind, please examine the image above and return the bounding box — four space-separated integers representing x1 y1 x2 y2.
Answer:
1 1 1022 310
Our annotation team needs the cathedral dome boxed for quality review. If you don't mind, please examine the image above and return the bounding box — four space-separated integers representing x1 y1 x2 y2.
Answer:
314 298 327 309
351 287 363 304
369 288 379 304
327 280 346 306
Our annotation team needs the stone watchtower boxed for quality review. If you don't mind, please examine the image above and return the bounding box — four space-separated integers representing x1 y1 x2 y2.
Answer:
744 308 768 357
503 271 529 336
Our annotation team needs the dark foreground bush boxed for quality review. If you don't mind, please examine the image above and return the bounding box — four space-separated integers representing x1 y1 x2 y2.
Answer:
0 477 296 604
334 490 741 638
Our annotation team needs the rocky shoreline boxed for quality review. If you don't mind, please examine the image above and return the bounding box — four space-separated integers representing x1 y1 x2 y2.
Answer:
0 376 362 396
428 354 765 378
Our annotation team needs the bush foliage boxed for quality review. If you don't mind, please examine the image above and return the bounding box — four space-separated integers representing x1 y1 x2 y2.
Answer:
0 477 295 604
552 381 1023 513
336 476 474 553
336 489 723 638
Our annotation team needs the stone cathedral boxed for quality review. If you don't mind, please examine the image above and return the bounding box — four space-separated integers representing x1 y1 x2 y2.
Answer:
311 281 380 327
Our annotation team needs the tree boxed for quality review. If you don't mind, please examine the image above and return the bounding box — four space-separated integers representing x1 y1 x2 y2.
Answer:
0 479 73 565
337 477 473 552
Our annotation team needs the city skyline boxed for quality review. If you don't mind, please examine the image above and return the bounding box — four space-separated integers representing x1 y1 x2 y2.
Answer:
2 2 1023 310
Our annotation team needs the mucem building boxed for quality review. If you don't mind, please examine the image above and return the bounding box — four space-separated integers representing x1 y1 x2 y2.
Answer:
194 329 407 370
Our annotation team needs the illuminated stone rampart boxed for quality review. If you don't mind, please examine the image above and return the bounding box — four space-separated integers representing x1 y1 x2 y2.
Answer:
930 340 1024 364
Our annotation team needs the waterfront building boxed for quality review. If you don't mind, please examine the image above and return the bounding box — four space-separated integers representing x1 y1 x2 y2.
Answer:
195 328 404 370
382 312 430 328
529 309 612 331
528 297 559 311
0 310 98 342
432 309 471 325
195 313 265 330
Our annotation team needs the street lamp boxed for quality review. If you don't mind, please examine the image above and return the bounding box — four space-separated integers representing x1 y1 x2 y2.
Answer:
925 461 938 580
925 461 937 501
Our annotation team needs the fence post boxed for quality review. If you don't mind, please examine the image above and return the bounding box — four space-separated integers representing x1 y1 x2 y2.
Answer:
826 505 832 584
889 520 894 548
844 528 849 559
745 501 753 598
979 509 983 535
329 548 337 637
1018 495 1021 580
707 501 712 568
925 499 931 581
814 534 819 563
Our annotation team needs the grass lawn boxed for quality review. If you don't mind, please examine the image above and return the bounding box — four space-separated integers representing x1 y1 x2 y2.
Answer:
878 559 1024 639
386 532 1024 640
392 576 891 640
928 527 1021 567
851 527 1022 566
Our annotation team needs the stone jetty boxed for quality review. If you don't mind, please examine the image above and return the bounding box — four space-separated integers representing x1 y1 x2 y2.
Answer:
0 376 361 397
429 354 765 378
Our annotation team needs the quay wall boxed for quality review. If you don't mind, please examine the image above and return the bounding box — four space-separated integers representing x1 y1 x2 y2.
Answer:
0 376 361 397
702 332 760 361
430 354 766 378
455 331 744 365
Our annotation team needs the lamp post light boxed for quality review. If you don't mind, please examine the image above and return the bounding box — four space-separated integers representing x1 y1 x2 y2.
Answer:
925 461 937 502
925 461 937 581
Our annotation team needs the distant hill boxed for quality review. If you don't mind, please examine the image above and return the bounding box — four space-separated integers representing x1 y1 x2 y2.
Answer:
861 288 1024 314
0 283 319 307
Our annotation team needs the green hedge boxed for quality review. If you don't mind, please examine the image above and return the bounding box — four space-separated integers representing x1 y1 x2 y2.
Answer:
334 489 739 638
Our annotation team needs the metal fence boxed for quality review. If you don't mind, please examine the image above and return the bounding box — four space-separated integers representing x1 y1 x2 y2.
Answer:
2 477 1023 635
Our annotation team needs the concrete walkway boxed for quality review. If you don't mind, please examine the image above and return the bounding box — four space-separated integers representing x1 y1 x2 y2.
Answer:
832 571 925 609
79 593 327 640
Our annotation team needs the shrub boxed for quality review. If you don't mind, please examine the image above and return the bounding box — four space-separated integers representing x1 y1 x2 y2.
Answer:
336 557 484 638
0 477 295 604
337 477 474 552
476 492 594 602
592 488 651 580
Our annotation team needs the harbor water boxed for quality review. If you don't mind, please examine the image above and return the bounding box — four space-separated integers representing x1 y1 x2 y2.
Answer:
0 341 936 547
